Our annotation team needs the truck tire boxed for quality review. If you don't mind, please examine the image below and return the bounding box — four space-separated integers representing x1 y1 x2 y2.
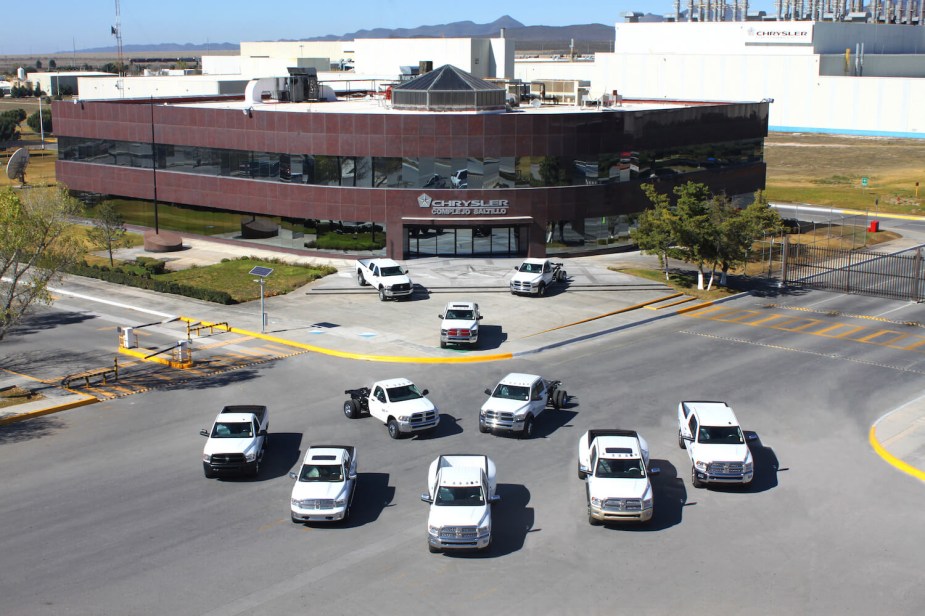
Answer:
440 339 446 349
428 541 440 554
378 287 387 301
678 429 686 449
249 459 260 478
478 421 490 434
291 514 301 524
357 271 366 286
578 466 587 480
344 399 359 419
203 463 215 479
521 416 535 439
387 418 401 439
537 282 546 297
552 389 566 409
691 465 704 489
588 504 601 526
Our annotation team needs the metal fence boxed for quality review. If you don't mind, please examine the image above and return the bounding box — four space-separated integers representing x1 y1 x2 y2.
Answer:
783 240 925 302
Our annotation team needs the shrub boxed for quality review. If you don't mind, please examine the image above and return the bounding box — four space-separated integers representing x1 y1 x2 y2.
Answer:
66 261 235 304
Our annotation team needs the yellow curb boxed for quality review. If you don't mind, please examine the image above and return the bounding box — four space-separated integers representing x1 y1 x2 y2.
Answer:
0 396 99 426
676 301 715 314
869 424 925 483
644 296 696 310
525 293 684 337
182 317 514 364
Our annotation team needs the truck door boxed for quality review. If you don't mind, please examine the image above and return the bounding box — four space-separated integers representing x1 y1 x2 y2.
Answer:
368 385 387 421
686 414 699 459
530 380 546 416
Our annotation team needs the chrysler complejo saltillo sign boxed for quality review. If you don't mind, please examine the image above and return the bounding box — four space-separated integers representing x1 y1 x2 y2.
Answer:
746 26 812 43
418 193 509 215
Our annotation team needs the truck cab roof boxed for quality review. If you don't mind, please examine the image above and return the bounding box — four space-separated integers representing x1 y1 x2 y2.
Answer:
302 447 348 465
682 401 739 426
595 435 642 459
496 372 541 388
376 377 415 389
439 466 483 487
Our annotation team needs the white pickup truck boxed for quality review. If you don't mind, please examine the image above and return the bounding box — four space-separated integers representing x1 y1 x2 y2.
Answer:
509 258 566 296
343 378 440 439
289 445 357 523
438 301 482 348
678 401 757 488
479 373 568 439
200 405 269 478
356 257 413 301
578 429 659 525
421 454 500 553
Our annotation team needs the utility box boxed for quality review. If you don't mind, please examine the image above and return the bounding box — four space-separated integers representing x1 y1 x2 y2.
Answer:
175 339 191 364
121 326 137 349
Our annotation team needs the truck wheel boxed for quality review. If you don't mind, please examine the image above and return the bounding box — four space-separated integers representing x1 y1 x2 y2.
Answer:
291 514 301 524
537 283 546 297
521 416 535 439
440 340 446 349
552 390 565 409
577 466 587 480
478 421 490 434
344 399 359 419
678 429 686 449
691 465 704 489
249 459 260 478
378 287 387 301
357 271 365 286
203 463 215 479
387 419 401 439
428 541 440 554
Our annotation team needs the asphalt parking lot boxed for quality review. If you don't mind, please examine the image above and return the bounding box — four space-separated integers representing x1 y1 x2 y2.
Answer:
2 247 925 615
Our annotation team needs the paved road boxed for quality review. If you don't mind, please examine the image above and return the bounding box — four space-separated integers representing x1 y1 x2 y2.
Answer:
2 274 924 614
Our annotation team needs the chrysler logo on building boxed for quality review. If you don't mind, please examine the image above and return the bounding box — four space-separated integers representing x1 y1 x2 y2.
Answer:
417 193 509 215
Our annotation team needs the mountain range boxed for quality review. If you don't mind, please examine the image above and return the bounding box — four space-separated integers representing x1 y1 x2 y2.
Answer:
68 15 630 54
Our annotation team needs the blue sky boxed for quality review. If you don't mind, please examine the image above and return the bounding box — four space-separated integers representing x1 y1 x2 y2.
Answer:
4 1 779 55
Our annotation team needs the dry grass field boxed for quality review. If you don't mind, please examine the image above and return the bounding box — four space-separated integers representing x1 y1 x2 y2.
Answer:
764 132 925 214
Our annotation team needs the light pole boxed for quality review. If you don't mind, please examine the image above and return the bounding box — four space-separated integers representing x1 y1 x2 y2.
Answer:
150 98 159 233
37 94 45 150
249 266 274 333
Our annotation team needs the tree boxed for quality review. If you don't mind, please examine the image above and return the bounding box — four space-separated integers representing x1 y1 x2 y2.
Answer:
49 59 56 69
0 116 18 142
631 183 679 280
672 182 715 290
0 187 84 341
35 59 43 69
27 109 52 134
2 108 27 123
87 203 128 267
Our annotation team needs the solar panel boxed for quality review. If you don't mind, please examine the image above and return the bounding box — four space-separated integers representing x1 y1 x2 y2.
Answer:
249 266 274 277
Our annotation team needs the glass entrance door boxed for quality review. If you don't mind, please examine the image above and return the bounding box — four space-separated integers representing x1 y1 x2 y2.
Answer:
406 225 527 258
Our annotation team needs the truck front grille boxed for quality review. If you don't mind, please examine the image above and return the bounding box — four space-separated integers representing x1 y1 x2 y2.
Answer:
708 462 744 475
604 499 642 511
510 281 533 292
298 499 335 510
391 283 411 293
482 410 514 424
439 526 479 539
409 410 437 427
210 453 246 465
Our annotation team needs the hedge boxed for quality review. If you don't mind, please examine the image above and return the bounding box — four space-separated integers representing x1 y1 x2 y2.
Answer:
66 261 235 304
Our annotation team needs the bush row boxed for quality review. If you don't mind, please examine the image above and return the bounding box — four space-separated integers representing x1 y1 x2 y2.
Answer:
66 261 235 304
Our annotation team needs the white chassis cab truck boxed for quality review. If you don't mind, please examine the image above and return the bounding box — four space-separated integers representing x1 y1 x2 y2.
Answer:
343 378 440 439
289 445 358 523
421 454 500 553
578 429 660 525
438 301 482 348
479 373 568 439
678 401 757 488
356 258 413 301
509 258 566 296
200 405 269 478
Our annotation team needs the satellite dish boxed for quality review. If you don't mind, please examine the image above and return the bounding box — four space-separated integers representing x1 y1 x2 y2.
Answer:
5 147 29 184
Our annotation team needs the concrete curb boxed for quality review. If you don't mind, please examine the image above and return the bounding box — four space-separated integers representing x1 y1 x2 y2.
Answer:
869 395 925 483
0 396 98 426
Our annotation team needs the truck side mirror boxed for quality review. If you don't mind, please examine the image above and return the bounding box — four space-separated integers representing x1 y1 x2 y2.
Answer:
199 429 209 437
288 471 297 479
490 495 502 504
420 493 433 504
478 315 483 320
421 389 429 396
649 467 661 476
484 388 492 396
746 432 759 442
259 430 268 437
437 314 443 319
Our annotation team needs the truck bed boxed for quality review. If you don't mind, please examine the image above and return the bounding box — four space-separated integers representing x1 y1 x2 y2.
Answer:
221 405 268 424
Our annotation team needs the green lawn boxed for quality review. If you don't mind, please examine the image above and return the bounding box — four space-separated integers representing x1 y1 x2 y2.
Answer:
155 258 336 303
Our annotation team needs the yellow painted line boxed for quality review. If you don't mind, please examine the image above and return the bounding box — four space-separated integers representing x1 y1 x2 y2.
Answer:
181 317 514 363
812 323 857 337
856 330 908 345
869 424 925 483
644 296 695 310
524 294 688 337
745 314 791 327
900 338 925 351
676 301 716 314
775 318 825 332
0 396 98 426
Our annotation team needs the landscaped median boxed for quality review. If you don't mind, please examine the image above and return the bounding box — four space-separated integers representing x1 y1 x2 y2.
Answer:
67 256 337 304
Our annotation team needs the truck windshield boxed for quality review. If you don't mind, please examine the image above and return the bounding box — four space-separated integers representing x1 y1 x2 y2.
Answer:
386 384 424 402
518 263 542 273
699 426 745 445
211 422 253 438
492 384 529 401
379 266 403 277
435 485 485 506
298 464 343 482
444 309 474 320
595 458 645 479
